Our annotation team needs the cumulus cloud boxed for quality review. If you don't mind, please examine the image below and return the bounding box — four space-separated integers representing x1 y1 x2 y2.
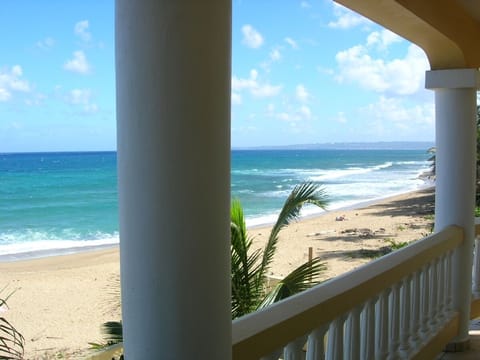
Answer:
66 88 98 113
298 105 312 119
242 25 264 49
266 102 313 123
232 69 282 98
64 50 91 74
335 42 428 96
74 20 91 42
360 96 434 137
328 3 372 29
366 29 402 50
270 48 281 62
36 37 55 50
284 37 298 49
0 65 31 101
296 84 310 103
231 92 242 105
251 84 282 97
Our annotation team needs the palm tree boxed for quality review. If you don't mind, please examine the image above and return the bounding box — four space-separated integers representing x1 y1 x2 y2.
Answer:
231 182 328 319
96 182 329 345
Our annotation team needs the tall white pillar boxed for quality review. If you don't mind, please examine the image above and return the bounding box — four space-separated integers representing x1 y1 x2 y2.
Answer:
116 1 231 358
426 68 480 345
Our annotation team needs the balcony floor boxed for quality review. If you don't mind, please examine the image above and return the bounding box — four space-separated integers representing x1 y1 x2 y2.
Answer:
437 319 480 359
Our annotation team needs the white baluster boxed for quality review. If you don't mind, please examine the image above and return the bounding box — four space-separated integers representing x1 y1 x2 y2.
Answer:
375 289 390 359
473 236 480 294
345 306 362 360
399 275 412 357
409 270 422 347
326 316 345 360
360 297 377 360
437 254 447 323
284 336 307 360
445 250 454 316
389 283 401 358
420 264 431 341
306 324 328 360
429 258 440 331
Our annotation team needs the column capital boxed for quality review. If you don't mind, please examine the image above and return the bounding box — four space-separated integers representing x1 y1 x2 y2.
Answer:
425 68 480 90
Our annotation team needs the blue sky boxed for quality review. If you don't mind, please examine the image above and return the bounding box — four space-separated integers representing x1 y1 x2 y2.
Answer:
0 0 436 152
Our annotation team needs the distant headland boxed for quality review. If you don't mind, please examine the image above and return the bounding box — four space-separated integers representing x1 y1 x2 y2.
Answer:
233 141 435 151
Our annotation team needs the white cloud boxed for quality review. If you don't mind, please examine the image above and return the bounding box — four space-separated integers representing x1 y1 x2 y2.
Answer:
242 25 264 49
67 88 98 113
232 69 258 91
270 48 281 62
0 65 30 101
328 3 372 29
0 89 9 101
298 105 312 119
266 102 313 123
232 69 282 98
300 1 311 9
284 37 298 49
25 93 47 106
335 43 428 95
317 66 334 76
366 29 402 50
231 92 242 105
64 50 91 74
36 37 55 50
74 20 91 42
296 84 310 103
360 96 434 137
251 84 282 97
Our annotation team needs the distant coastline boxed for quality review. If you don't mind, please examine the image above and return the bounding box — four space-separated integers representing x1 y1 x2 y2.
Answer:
233 141 435 151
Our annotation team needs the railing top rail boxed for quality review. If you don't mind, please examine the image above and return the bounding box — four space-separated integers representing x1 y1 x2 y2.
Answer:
233 225 463 359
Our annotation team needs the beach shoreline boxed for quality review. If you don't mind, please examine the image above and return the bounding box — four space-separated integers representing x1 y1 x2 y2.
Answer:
0 187 435 359
0 184 434 263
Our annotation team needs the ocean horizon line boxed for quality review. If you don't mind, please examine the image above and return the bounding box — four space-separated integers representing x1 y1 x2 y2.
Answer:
0 140 435 155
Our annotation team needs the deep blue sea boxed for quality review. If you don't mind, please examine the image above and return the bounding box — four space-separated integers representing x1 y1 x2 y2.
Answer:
0 149 432 260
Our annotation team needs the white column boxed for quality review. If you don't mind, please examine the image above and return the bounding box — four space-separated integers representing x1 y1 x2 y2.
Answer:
426 68 480 344
116 1 231 359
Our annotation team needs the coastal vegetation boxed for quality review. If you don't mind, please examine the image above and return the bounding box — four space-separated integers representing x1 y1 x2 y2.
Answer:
231 182 328 318
0 289 24 360
94 182 329 348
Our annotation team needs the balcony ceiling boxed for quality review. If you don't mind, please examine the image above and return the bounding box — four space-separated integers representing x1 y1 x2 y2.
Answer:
335 0 480 70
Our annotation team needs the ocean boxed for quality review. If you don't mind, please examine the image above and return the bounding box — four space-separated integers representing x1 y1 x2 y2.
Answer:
0 149 432 260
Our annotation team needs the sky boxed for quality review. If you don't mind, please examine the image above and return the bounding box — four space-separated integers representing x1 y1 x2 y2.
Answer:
0 0 437 152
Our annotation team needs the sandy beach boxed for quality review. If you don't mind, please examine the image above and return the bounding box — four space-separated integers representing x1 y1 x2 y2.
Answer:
0 187 435 359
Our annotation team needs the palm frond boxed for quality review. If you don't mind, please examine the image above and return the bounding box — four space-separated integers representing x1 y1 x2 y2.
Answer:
257 258 326 309
260 182 328 278
231 199 265 318
0 295 24 360
257 257 326 310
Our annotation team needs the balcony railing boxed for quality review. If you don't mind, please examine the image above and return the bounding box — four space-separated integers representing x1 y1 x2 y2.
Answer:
232 225 463 359
88 224 470 359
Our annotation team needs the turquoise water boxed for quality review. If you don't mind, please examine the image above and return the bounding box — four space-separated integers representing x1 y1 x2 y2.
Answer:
0 149 432 259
